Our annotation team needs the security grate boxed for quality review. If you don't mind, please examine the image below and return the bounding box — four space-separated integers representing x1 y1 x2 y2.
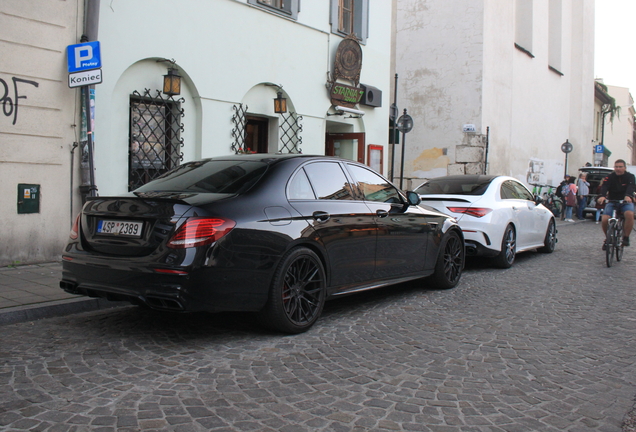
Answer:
279 112 303 153
129 89 184 191
231 104 249 153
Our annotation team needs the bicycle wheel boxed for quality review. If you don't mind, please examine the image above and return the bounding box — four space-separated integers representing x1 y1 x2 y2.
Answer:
553 198 563 218
606 221 616 267
616 220 625 262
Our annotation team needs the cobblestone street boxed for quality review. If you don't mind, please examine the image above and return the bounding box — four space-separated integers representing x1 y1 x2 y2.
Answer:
1 221 636 431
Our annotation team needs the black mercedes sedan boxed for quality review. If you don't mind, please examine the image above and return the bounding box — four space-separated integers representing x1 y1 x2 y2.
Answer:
61 154 464 333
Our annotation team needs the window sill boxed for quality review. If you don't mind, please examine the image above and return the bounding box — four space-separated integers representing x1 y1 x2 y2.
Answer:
514 43 535 59
549 65 564 76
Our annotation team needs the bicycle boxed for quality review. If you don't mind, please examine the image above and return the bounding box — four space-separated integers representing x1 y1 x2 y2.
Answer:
604 200 625 267
530 184 563 218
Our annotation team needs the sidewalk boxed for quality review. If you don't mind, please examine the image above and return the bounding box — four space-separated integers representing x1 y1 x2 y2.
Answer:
0 218 589 326
0 261 124 326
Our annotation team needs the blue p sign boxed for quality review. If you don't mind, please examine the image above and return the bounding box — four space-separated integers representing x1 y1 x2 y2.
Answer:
67 42 101 73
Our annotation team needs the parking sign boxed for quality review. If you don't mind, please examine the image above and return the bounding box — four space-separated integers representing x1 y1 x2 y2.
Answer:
67 41 101 73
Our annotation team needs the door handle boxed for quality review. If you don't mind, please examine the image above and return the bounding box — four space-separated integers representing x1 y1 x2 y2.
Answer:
312 211 330 222
376 209 389 218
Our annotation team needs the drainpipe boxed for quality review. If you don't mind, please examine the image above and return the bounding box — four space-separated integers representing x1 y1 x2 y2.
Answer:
79 0 100 201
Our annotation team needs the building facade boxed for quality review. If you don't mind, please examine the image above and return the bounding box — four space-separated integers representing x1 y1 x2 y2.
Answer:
0 0 83 266
601 85 635 166
92 0 392 197
392 0 595 188
0 0 393 266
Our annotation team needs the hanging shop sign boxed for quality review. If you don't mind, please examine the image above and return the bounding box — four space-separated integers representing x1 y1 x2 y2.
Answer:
330 83 365 107
329 34 364 108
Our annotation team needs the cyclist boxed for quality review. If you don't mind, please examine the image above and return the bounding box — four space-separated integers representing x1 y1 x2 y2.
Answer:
597 159 635 248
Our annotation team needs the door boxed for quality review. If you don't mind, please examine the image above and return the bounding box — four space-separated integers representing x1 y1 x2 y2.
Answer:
287 161 377 289
346 163 430 278
326 133 365 164
246 116 269 153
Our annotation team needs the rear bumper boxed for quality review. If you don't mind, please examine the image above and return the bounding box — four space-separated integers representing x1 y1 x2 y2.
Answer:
60 258 271 313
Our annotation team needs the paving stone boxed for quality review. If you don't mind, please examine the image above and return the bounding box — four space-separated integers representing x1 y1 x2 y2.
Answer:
1 222 635 430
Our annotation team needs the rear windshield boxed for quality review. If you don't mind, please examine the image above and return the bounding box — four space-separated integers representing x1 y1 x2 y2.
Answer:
415 177 493 196
134 160 268 194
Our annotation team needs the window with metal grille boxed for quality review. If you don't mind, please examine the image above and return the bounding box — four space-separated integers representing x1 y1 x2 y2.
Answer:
129 89 184 191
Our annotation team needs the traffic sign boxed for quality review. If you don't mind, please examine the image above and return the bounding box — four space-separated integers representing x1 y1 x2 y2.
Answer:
595 144 604 153
68 69 102 88
67 41 101 73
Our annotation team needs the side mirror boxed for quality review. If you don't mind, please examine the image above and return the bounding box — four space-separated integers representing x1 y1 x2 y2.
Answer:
406 191 421 206
534 195 544 205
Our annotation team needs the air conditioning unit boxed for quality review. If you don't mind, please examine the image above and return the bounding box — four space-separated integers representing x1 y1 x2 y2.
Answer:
360 84 382 108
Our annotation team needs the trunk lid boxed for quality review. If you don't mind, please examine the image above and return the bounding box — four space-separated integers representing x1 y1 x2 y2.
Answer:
79 193 228 256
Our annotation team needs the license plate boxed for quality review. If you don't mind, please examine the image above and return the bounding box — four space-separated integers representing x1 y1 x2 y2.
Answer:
97 220 143 237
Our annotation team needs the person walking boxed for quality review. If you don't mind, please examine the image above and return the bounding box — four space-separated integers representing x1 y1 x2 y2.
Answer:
564 176 578 222
576 172 590 220
557 175 570 221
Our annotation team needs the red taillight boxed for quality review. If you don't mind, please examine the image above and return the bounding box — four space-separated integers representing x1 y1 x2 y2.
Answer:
69 214 81 240
167 217 236 249
447 207 492 218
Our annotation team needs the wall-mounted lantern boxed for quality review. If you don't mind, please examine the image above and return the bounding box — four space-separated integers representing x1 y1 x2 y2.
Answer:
163 67 181 96
274 91 287 114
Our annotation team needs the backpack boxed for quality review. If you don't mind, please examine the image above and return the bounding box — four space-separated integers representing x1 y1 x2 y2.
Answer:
561 183 570 197
556 181 566 198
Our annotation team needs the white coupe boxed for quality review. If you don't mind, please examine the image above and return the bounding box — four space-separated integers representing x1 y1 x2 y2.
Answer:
414 175 557 268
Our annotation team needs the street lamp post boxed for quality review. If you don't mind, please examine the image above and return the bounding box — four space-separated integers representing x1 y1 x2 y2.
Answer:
561 139 573 177
396 109 414 190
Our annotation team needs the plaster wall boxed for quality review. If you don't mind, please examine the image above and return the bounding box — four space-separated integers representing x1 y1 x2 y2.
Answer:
394 0 595 189
0 0 82 266
394 0 485 183
94 0 392 196
603 85 635 165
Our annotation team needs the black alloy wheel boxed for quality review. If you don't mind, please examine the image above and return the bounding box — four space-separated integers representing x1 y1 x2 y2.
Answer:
258 247 326 334
429 230 464 289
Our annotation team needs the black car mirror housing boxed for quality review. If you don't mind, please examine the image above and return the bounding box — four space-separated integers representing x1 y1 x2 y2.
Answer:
406 191 421 206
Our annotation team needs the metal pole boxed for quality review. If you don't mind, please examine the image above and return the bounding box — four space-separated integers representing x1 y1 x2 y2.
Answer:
400 130 406 190
79 0 100 200
390 73 398 183
84 87 97 197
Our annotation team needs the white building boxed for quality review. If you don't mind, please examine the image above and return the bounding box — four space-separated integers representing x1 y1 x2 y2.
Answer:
93 0 392 196
392 0 595 189
0 1 82 266
601 84 635 166
0 0 393 266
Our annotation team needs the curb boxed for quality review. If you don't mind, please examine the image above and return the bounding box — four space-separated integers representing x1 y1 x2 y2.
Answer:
0 297 128 326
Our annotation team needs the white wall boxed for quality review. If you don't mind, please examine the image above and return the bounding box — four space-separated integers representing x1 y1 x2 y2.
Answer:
94 0 392 196
603 85 634 165
394 0 595 189
0 0 82 266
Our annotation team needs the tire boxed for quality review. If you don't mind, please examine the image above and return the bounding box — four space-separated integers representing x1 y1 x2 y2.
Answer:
606 221 615 268
257 247 326 334
428 230 464 289
538 219 557 253
616 221 625 262
493 224 516 269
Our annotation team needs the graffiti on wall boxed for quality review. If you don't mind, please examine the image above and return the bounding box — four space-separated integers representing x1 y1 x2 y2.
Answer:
0 76 39 125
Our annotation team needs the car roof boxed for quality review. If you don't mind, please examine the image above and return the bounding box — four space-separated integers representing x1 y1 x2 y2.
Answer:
579 166 613 173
